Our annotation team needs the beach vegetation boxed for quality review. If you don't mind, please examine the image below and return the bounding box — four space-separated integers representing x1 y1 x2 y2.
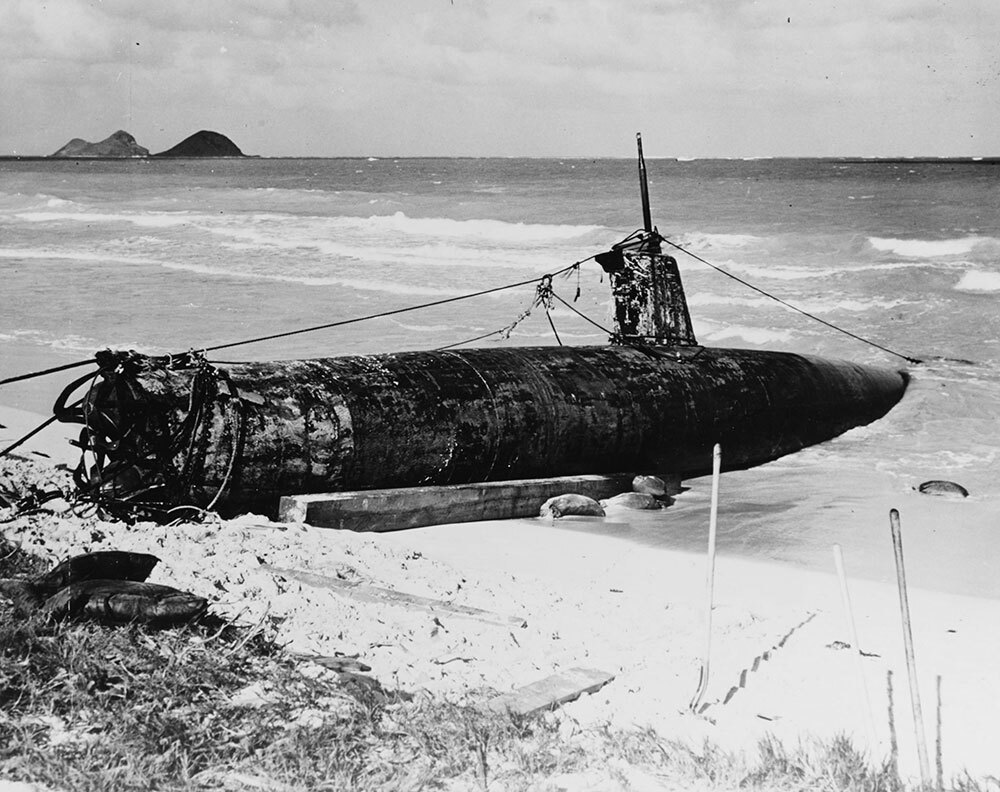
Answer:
0 533 995 791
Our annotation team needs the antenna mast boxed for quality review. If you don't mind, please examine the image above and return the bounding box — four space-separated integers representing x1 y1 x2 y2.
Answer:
636 132 653 233
636 132 660 253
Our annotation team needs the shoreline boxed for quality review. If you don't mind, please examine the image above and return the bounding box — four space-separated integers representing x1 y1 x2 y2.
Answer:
2 403 998 783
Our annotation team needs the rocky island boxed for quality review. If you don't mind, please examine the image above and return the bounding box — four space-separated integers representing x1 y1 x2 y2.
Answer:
49 129 244 158
50 130 149 158
152 130 244 158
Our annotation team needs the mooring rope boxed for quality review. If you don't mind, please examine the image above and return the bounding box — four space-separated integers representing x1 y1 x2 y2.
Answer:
201 261 587 356
435 267 596 350
0 369 99 461
0 359 96 388
658 234 922 365
0 260 593 393
549 292 615 336
0 413 61 459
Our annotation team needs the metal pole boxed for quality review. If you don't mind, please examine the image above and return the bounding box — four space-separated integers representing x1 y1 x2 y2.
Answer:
689 443 721 713
890 508 931 787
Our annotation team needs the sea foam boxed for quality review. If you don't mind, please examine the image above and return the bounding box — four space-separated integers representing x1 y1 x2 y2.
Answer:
14 206 601 246
955 270 1000 293
0 247 161 266
156 260 475 297
327 212 601 243
700 324 795 345
15 210 199 229
868 236 987 258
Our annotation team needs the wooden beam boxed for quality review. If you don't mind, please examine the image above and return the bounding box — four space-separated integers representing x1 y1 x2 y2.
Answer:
263 565 527 629
488 667 615 716
278 474 639 532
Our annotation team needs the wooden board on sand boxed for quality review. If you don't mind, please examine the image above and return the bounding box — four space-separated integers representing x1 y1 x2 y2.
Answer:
263 564 527 629
277 474 647 532
488 667 615 716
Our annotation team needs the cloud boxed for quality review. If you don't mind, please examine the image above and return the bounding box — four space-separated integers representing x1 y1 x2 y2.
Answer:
1 0 998 155
6 0 119 63
96 0 362 37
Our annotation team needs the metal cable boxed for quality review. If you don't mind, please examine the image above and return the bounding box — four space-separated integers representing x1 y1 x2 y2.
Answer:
659 234 922 364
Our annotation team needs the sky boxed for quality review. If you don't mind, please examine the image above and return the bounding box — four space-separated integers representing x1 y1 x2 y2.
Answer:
2 0 999 158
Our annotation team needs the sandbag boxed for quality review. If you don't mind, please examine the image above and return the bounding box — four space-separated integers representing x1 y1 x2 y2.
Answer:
41 579 207 625
32 550 159 597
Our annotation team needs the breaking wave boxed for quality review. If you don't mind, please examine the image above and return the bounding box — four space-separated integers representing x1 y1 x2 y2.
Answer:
868 236 991 258
157 260 474 297
0 247 161 266
13 207 601 245
955 271 1000 293
677 232 763 250
688 292 906 313
15 210 199 228
346 212 601 243
699 324 795 345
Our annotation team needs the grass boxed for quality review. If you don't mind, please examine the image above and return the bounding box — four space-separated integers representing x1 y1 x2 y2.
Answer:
1 529 997 792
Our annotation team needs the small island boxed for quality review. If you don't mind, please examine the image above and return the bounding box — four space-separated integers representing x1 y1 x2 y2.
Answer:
50 130 149 158
152 130 244 158
48 129 244 158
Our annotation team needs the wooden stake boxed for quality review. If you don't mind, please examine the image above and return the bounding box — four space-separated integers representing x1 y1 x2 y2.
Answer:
935 674 943 792
887 670 901 788
689 443 721 714
890 508 931 787
833 543 879 750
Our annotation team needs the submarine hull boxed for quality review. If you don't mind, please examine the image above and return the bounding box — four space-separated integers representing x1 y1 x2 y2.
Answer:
70 345 908 517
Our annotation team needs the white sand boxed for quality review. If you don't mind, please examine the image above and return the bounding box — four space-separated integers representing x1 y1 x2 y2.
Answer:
2 405 998 785
0 405 78 467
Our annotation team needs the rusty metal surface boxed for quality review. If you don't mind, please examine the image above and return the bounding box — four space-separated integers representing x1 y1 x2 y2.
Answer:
605 251 697 345
64 345 908 516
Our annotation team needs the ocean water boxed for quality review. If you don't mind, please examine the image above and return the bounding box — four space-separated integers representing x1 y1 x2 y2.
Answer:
1 157 998 597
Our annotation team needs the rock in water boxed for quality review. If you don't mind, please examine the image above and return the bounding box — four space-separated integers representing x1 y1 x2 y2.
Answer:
632 475 666 497
539 494 606 519
917 480 969 498
601 492 662 510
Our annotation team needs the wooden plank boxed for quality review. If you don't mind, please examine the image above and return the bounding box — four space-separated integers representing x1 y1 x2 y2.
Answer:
262 564 527 629
488 667 615 716
278 474 639 532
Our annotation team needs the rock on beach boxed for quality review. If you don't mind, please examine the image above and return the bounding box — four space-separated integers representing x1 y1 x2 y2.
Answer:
917 480 969 498
539 494 605 518
631 475 666 496
600 492 662 510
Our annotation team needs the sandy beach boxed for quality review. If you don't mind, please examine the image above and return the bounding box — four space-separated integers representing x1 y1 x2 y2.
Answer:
2 403 998 786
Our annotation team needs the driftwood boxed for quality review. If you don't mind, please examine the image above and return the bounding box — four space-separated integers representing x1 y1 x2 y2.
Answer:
488 668 615 716
0 550 206 626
